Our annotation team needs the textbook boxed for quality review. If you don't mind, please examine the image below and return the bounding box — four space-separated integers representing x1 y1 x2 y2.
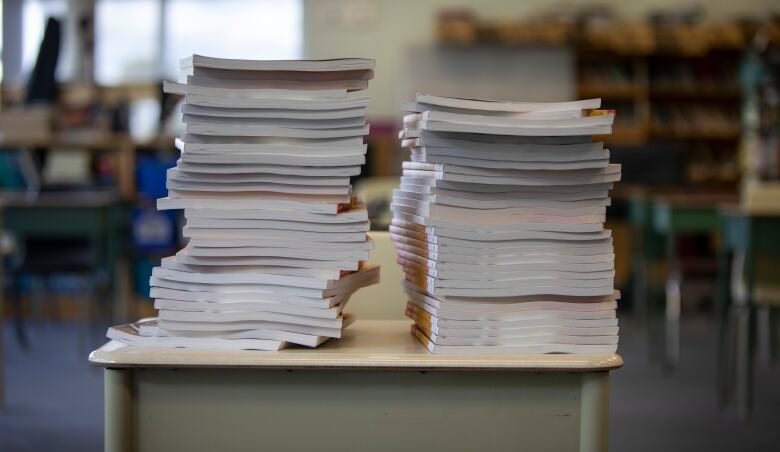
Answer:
181 55 375 72
394 93 621 355
106 56 379 351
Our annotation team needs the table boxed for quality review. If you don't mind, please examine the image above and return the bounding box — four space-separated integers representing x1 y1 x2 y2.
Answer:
0 192 128 408
717 208 780 419
90 320 623 452
647 192 737 368
0 192 130 322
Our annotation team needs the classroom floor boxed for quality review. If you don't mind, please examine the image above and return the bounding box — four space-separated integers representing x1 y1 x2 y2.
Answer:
0 314 779 451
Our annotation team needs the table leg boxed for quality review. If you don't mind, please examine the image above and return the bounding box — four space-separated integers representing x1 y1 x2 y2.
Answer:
735 303 754 420
771 308 779 364
736 233 757 420
716 230 734 407
664 232 681 370
579 372 610 452
757 305 772 366
105 368 135 452
719 304 737 406
632 251 647 323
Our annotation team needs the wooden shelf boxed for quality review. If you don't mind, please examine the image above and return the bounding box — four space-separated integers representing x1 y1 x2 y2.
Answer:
0 190 120 207
599 126 648 145
135 135 176 150
578 83 643 99
437 19 751 55
0 133 177 201
649 123 741 140
0 133 132 150
436 13 754 187
0 133 178 152
650 84 741 99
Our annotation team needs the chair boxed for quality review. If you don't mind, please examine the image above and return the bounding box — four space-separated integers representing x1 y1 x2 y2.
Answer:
7 236 103 349
717 182 780 419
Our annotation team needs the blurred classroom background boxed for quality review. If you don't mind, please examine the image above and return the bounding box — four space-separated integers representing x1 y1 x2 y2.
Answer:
1 0 780 451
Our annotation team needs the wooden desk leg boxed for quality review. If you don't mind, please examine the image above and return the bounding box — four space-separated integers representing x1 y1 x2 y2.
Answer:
579 372 610 452
105 368 135 452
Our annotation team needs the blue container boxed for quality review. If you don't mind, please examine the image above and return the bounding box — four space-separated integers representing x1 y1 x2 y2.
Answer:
131 206 177 252
136 156 176 200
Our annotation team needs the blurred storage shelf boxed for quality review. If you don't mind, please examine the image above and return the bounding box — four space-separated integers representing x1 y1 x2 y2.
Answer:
649 85 742 99
600 126 649 145
649 124 742 141
578 83 644 100
0 132 178 201
0 133 131 150
437 16 757 55
436 14 752 188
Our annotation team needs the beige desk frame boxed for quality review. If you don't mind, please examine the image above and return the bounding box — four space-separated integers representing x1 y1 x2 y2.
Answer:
90 320 622 452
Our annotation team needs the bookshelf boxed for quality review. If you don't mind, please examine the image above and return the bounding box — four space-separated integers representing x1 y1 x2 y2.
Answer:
575 49 742 186
435 16 770 187
0 82 179 320
0 82 178 200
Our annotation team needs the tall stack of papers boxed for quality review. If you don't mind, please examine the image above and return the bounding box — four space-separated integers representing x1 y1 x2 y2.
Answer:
393 94 621 354
108 55 380 350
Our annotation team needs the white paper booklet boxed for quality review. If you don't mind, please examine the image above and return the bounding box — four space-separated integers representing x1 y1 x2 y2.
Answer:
107 319 285 351
106 56 380 351
393 94 620 355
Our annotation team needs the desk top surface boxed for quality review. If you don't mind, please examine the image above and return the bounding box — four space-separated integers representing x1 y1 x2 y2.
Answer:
89 320 623 372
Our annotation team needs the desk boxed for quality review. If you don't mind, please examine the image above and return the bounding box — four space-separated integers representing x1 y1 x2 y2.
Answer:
90 320 622 452
718 208 780 419
648 192 737 368
0 192 129 408
0 192 129 321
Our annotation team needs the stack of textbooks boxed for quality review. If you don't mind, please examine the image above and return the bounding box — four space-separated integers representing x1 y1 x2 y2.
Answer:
393 94 621 354
107 55 380 351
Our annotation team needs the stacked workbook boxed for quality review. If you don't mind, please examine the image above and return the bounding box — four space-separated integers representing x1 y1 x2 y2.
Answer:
107 55 379 350
393 93 621 354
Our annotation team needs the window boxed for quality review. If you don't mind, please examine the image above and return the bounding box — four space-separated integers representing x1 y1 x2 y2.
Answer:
0 3 4 81
163 0 303 79
21 0 69 80
95 0 160 84
94 0 302 85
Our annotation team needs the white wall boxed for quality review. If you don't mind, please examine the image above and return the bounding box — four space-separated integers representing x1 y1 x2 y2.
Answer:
303 0 780 120
400 45 575 106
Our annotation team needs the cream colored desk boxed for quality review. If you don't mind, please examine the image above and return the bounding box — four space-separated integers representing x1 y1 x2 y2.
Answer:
90 320 622 452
